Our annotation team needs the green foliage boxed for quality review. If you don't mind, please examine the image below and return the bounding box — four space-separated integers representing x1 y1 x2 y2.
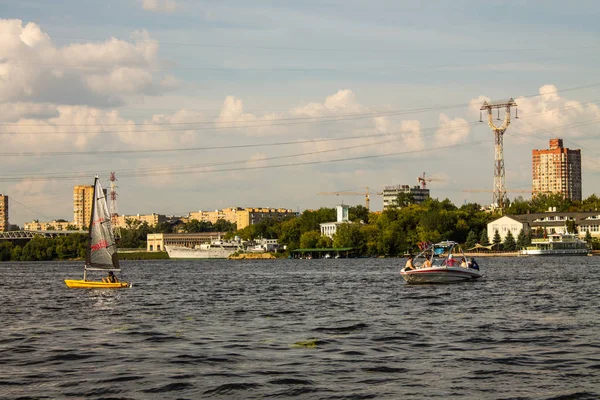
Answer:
465 230 477 249
479 229 490 246
119 251 169 260
333 223 365 252
300 231 322 248
503 230 516 251
565 220 578 234
349 205 369 223
516 229 528 249
585 231 593 245
0 241 13 261
492 230 502 249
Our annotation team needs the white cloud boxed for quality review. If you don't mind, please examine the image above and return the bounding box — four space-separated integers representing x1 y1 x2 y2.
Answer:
0 20 178 107
139 0 178 13
216 96 282 136
513 84 600 138
435 114 470 145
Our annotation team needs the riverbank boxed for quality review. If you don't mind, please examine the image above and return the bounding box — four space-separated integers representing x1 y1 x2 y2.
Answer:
229 253 277 260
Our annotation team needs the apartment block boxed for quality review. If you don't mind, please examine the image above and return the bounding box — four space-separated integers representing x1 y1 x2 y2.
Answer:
532 138 582 201
0 194 8 232
382 185 430 209
73 185 95 228
24 219 74 231
114 213 167 228
189 207 296 230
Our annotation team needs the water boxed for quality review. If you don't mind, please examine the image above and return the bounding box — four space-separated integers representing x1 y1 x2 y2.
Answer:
1 257 599 399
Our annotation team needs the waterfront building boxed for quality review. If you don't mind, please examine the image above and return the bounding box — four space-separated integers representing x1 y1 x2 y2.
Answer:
382 185 430 209
488 209 600 242
320 205 350 238
0 194 8 232
147 232 227 252
188 207 296 230
532 138 582 201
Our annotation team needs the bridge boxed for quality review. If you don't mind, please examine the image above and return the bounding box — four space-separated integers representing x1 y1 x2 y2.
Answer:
0 230 83 240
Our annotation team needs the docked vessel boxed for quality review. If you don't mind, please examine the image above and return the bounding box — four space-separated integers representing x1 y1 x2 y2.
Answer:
165 238 244 259
519 233 589 256
400 240 482 284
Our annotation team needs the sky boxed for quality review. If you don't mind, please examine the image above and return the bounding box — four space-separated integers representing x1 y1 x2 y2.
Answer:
1 0 600 226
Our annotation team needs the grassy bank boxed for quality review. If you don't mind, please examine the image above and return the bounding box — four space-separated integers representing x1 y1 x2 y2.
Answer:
118 251 170 260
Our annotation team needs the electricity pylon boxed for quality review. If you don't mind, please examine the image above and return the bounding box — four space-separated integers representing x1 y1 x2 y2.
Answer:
480 98 517 213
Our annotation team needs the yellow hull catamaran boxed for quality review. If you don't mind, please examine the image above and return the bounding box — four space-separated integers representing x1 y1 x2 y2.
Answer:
65 176 131 289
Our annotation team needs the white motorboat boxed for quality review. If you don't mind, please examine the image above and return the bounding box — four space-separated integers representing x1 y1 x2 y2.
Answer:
400 241 482 284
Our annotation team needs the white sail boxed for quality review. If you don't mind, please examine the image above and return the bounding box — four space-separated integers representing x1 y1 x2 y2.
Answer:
86 177 120 270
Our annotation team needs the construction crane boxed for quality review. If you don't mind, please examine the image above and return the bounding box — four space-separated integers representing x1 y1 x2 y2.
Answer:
417 172 443 190
317 187 382 210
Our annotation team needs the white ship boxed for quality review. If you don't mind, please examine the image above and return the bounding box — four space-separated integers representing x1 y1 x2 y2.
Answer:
518 233 590 256
165 238 245 259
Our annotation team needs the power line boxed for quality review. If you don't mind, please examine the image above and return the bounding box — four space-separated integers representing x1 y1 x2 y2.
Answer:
2 116 599 182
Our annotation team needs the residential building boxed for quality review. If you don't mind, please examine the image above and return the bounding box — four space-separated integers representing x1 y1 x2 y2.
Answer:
73 185 94 229
532 138 582 201
114 213 167 228
320 205 349 238
382 185 430 209
24 219 74 231
0 194 7 232
488 209 600 242
188 207 296 230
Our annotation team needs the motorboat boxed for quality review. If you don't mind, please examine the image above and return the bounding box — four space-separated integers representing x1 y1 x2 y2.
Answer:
400 240 481 284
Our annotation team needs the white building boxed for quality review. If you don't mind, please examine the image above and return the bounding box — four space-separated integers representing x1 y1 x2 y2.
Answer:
320 205 349 238
487 209 600 243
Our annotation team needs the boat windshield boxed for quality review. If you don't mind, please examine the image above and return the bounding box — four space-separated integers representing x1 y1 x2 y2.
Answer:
413 241 468 268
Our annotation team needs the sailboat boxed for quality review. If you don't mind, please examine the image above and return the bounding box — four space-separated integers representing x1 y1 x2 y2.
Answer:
65 176 131 288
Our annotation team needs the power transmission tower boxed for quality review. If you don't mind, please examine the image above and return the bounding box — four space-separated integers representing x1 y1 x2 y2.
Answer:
109 172 119 227
480 98 517 213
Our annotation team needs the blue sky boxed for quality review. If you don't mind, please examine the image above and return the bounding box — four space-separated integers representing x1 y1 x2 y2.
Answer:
1 0 599 225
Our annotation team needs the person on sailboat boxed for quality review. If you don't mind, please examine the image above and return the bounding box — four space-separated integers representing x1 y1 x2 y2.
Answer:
102 271 119 283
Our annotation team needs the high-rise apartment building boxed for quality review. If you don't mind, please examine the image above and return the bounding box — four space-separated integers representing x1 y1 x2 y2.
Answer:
73 185 94 229
0 194 8 232
382 185 430 209
532 139 582 201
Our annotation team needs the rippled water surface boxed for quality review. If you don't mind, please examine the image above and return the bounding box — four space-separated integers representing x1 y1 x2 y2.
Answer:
1 258 599 399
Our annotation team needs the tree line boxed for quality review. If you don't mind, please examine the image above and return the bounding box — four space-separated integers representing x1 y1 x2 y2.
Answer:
2 193 600 261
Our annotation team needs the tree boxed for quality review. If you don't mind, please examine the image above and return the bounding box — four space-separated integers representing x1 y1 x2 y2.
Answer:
0 241 13 261
479 229 490 246
565 219 578 234
492 230 502 250
503 230 516 251
465 230 477 249
516 229 528 249
300 231 322 248
333 223 365 252
585 231 593 246
394 192 414 208
349 205 369 223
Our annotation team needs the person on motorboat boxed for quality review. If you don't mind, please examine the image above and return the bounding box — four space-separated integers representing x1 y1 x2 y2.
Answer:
443 254 456 267
102 271 119 283
460 257 468 268
422 255 432 268
467 258 480 270
404 254 415 271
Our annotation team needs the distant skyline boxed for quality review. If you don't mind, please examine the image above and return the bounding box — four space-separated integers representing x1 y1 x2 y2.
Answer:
1 1 600 226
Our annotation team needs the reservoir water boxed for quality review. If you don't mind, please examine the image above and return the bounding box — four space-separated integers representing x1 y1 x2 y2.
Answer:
1 257 599 399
